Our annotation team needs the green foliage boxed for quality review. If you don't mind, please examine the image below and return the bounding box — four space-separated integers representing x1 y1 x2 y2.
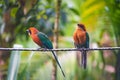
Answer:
0 0 68 42
2 0 120 80
105 0 120 45
18 51 50 80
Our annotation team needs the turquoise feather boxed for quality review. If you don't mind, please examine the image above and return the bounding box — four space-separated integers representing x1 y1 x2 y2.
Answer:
37 32 65 77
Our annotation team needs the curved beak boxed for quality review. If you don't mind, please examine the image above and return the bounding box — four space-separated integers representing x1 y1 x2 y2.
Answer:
26 29 29 33
77 24 80 27
26 29 30 35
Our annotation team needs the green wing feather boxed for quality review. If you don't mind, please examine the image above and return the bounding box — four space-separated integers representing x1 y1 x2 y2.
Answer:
37 32 53 49
82 32 89 69
85 32 89 48
37 32 65 77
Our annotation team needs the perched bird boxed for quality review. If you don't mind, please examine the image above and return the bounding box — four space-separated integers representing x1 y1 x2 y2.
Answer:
73 24 89 69
26 27 65 77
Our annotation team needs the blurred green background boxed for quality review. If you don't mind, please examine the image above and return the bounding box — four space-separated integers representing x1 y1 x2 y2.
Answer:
0 0 120 80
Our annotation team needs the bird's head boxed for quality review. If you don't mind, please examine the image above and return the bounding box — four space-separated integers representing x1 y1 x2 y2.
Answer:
77 24 86 31
26 27 39 35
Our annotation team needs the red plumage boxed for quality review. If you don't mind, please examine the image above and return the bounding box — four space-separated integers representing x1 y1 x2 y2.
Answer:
27 27 43 46
73 24 86 45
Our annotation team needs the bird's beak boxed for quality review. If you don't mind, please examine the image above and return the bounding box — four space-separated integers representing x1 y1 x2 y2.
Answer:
26 29 29 33
77 24 80 27
26 29 30 35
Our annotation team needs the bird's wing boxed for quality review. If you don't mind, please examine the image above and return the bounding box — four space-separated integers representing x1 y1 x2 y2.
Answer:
81 32 89 69
37 32 53 49
85 32 89 48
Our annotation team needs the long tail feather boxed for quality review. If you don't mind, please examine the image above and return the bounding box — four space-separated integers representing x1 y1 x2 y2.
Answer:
81 50 87 69
51 51 65 77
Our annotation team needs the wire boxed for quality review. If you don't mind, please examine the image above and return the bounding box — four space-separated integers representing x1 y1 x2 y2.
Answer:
0 47 120 52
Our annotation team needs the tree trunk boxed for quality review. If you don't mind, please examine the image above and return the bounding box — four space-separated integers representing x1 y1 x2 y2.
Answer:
52 0 61 80
53 0 61 49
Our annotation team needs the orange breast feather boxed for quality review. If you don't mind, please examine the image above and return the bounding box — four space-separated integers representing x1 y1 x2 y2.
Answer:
31 34 42 46
73 29 86 44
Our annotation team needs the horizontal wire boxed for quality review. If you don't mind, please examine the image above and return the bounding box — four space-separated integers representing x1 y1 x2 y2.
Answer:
0 47 120 51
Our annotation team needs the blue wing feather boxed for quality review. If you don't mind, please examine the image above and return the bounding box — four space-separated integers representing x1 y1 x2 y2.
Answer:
37 32 65 77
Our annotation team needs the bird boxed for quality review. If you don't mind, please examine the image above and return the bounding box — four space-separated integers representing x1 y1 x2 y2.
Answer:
73 23 89 69
26 27 65 77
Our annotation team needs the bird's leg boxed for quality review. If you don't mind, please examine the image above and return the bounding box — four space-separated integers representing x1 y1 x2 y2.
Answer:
37 47 48 50
43 48 48 51
37 47 46 51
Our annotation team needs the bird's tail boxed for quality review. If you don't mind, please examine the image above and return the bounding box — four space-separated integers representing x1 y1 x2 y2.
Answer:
51 51 65 77
81 50 87 69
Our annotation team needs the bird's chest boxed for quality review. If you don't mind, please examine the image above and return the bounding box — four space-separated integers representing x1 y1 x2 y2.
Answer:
31 34 42 46
74 30 86 44
77 32 86 43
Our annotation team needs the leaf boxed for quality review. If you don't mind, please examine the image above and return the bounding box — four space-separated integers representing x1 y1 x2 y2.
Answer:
69 8 80 16
11 7 18 18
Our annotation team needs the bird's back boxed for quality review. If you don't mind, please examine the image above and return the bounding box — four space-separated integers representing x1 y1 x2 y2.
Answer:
37 32 53 49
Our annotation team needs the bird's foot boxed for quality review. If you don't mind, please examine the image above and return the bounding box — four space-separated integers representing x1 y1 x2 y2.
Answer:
37 47 42 50
37 48 49 53
37 47 47 50
43 48 48 51
37 48 46 51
